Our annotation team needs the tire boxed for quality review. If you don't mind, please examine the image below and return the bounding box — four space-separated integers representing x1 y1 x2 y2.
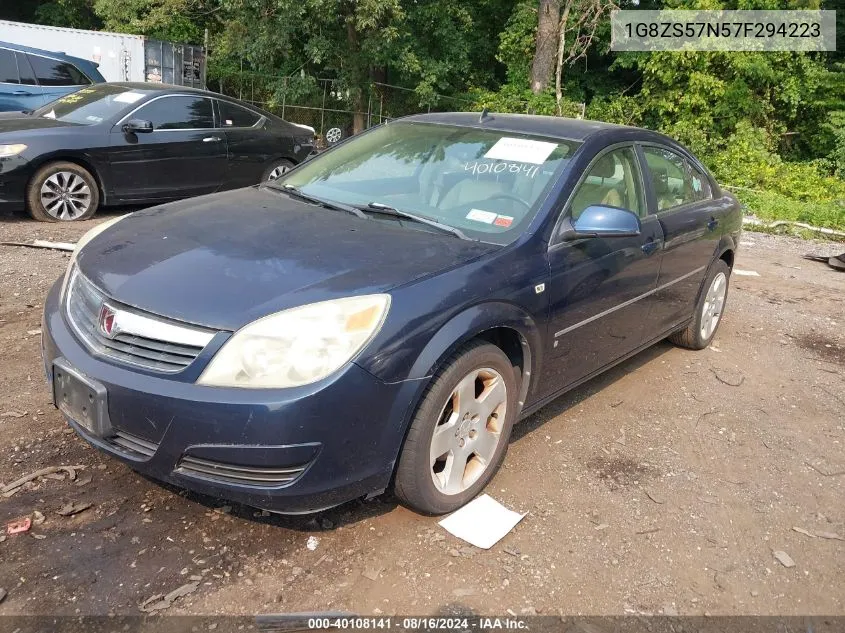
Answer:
669 259 731 350
26 161 99 222
262 159 295 182
394 341 518 515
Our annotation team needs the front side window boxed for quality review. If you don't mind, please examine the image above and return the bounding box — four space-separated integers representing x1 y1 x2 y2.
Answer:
279 122 581 244
218 100 261 128
643 147 700 211
569 147 644 219
135 96 214 130
27 55 90 86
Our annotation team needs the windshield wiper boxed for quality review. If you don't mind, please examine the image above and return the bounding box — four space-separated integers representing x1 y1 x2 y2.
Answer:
363 202 474 241
271 184 367 219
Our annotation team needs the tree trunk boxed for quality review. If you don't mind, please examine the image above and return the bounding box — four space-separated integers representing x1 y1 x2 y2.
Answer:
554 0 573 115
530 0 561 94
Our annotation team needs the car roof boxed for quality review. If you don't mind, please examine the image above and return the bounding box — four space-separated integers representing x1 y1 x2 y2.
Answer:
398 112 640 142
0 40 95 67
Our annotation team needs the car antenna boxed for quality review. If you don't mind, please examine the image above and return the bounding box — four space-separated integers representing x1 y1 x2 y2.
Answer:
479 108 491 123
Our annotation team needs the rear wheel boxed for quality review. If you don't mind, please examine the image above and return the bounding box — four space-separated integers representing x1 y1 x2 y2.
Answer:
26 161 99 222
669 260 731 350
394 341 517 515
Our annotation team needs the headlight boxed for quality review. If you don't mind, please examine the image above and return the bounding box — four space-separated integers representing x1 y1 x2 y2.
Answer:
60 214 128 299
0 144 27 158
197 295 390 389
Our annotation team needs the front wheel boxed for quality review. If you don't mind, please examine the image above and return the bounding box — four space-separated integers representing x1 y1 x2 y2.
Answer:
394 341 517 515
26 161 99 222
263 159 295 182
669 259 731 350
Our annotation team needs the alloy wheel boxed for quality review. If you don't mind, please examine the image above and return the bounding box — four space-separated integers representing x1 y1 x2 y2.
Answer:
700 271 727 340
40 171 92 220
268 164 290 180
429 367 508 495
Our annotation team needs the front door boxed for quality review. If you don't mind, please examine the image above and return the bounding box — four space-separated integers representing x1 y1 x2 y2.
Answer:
639 145 724 332
539 145 664 398
108 95 227 201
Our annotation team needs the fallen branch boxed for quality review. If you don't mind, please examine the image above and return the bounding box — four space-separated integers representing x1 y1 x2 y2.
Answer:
1 240 76 252
1 466 85 498
740 216 845 239
710 368 745 387
805 461 845 477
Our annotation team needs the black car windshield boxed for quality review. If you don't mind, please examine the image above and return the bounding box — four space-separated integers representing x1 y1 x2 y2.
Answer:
32 84 151 125
277 122 581 244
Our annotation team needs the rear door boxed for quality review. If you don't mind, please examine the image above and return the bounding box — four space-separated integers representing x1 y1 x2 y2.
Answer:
108 94 227 201
216 99 276 188
0 48 44 112
639 144 723 333
25 53 91 105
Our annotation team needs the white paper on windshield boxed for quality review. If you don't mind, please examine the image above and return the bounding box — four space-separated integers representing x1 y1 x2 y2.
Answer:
438 494 526 549
485 137 557 164
466 209 497 224
43 109 56 119
114 92 144 104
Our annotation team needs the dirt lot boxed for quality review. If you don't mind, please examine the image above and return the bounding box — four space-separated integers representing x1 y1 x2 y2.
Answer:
0 209 843 618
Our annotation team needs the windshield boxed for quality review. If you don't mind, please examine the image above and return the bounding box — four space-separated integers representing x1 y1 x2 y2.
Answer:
32 84 151 125
277 122 581 244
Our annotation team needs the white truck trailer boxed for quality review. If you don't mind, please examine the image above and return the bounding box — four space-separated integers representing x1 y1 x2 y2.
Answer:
0 19 206 87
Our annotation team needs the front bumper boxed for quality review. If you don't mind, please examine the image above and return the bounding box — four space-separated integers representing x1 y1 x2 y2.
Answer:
42 279 420 513
0 156 31 212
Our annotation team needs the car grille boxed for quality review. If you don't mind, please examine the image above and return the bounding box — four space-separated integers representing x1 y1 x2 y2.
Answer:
65 269 215 373
108 430 159 459
176 455 308 488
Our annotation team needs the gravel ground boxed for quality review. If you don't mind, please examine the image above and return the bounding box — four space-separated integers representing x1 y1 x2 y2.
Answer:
0 210 843 617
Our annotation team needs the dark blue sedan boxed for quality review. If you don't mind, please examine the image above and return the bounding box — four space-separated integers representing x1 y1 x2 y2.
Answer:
42 113 742 514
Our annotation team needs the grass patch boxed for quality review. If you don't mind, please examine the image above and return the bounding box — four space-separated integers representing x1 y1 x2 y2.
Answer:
734 189 845 231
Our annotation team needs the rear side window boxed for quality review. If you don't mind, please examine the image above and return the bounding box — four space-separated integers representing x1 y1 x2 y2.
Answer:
643 147 696 211
687 162 711 201
218 100 261 128
27 54 91 86
135 96 214 130
0 49 18 84
16 52 36 85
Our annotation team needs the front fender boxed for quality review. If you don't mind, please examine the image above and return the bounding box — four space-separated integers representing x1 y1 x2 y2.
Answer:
363 301 545 486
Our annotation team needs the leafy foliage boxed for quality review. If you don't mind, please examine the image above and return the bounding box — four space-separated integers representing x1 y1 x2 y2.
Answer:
2 0 844 227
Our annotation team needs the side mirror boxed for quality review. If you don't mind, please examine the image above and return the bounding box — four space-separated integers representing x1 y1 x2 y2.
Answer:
122 119 153 134
561 205 641 240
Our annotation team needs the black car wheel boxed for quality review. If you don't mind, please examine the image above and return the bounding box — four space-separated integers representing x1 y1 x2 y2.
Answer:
394 341 518 515
669 259 731 350
27 161 99 222
263 159 295 182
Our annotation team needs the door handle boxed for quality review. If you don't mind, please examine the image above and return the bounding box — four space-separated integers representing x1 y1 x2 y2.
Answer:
12 90 31 96
707 217 719 231
641 240 660 255
202 136 222 142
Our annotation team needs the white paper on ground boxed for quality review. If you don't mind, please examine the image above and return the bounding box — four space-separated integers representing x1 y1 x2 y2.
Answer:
484 137 557 164
438 494 526 549
734 269 760 276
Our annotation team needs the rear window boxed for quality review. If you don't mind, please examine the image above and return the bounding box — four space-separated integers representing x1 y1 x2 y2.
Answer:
27 54 90 86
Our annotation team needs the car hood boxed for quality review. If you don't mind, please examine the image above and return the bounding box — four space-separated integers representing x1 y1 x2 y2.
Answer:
76 187 497 331
0 115 79 134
